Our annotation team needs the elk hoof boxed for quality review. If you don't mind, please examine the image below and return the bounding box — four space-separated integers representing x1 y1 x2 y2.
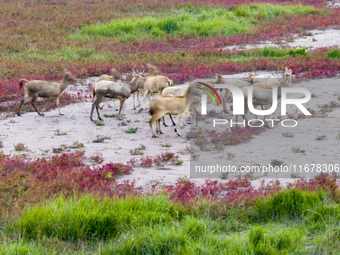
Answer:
59 113 64 116
137 108 143 113
39 113 44 116
99 107 103 110
174 128 177 132
163 124 168 127
172 123 176 127
160 131 164 134
17 113 21 116
152 135 159 138
115 109 119 111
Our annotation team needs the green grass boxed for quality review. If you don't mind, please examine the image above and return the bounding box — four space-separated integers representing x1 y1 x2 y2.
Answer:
14 195 185 242
248 47 309 57
79 4 317 41
328 49 340 59
3 188 340 254
125 127 138 133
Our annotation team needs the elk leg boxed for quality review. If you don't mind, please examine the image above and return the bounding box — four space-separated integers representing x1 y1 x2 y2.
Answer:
30 96 44 116
42 97 54 113
149 113 163 138
169 114 176 126
158 119 163 134
113 99 118 111
133 93 136 110
17 94 30 116
162 117 168 127
56 98 64 115
99 100 106 110
138 91 149 113
91 95 103 121
175 114 183 136
118 99 125 120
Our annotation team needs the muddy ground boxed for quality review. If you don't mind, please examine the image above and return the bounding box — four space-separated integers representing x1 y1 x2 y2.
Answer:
1 72 340 188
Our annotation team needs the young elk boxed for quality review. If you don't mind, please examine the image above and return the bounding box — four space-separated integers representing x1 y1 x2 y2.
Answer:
162 87 202 127
17 71 77 116
91 75 143 121
236 75 291 127
250 67 293 118
137 73 174 113
146 63 160 76
161 86 191 127
149 86 200 138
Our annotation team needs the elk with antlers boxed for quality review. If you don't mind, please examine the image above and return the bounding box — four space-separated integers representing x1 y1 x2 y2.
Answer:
91 73 144 121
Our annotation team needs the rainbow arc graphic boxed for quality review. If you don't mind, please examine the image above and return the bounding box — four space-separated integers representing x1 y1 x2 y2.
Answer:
197 82 222 106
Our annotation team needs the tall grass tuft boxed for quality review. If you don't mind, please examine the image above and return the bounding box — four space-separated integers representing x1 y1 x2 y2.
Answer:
80 5 316 40
255 188 326 221
15 194 185 242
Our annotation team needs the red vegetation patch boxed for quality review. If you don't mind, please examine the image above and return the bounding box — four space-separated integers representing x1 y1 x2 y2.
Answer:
0 152 133 217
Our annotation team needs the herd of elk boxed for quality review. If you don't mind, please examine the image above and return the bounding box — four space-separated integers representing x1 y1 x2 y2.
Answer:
16 65 293 137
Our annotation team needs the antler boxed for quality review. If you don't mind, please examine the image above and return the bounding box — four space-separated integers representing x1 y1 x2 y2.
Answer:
136 67 145 76
132 66 137 76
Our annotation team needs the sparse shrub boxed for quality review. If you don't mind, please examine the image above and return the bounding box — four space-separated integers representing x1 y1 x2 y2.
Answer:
125 127 138 133
140 156 153 168
271 159 283 167
103 114 115 118
191 154 200 161
220 172 229 179
214 142 225 151
139 144 146 150
94 120 105 126
90 153 105 164
227 152 236 159
55 132 67 136
316 135 327 140
171 158 183 165
130 148 144 155
0 140 3 148
291 173 300 178
75 150 86 157
92 135 111 143
14 143 27 151
179 146 194 154
161 143 172 147
282 132 293 137
291 146 306 153
55 129 67 136
70 141 84 148
53 147 63 153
